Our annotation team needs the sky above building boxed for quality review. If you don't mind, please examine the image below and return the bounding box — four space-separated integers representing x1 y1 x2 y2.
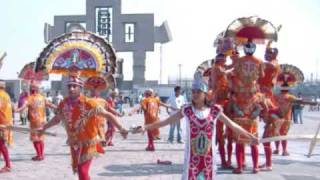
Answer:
1 0 320 83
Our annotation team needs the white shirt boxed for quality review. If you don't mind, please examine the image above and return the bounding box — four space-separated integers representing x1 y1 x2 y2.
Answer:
167 94 186 115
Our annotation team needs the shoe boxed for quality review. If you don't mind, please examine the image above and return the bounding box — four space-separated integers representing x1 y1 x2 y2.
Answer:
177 140 184 144
31 156 41 161
232 168 243 174
282 151 290 156
101 141 107 147
154 137 161 140
273 150 279 155
0 167 10 173
221 163 234 169
107 142 114 146
259 164 272 171
242 164 247 169
252 168 260 174
157 159 172 165
39 156 44 161
167 140 173 144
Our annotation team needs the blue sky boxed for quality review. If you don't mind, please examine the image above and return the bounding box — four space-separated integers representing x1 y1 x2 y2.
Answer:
1 0 320 83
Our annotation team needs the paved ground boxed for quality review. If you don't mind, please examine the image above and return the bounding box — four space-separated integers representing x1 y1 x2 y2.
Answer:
1 107 320 180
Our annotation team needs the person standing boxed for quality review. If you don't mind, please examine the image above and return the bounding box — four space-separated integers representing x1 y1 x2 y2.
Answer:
293 92 304 124
167 86 186 143
133 79 258 179
41 74 128 180
18 90 29 125
0 80 13 173
140 89 175 151
15 81 56 161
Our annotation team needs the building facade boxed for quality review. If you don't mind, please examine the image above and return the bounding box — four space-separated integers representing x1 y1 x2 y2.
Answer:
45 0 172 88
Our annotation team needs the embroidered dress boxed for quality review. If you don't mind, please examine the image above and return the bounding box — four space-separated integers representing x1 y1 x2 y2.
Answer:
274 93 297 136
181 104 221 180
57 94 104 173
27 93 46 141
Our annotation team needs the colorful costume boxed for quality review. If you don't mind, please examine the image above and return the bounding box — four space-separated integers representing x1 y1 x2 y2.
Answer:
209 54 230 167
258 45 281 169
141 93 161 151
273 64 305 156
105 96 116 146
84 74 117 146
229 44 264 173
57 94 104 173
35 30 120 180
20 81 53 161
0 85 13 172
181 104 222 180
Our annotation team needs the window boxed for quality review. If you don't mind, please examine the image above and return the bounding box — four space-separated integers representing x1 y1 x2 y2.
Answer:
96 7 113 42
125 23 135 43
65 22 86 32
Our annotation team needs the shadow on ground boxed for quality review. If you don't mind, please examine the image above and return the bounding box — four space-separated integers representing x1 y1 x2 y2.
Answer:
98 163 183 177
282 175 320 180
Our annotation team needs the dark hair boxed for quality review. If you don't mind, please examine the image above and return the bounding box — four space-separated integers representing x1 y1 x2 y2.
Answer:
174 86 181 92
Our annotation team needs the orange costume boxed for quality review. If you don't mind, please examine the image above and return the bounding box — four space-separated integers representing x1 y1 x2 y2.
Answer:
92 98 109 142
105 96 116 146
141 94 161 151
274 93 297 135
0 87 13 172
141 96 161 137
57 94 104 173
209 54 230 168
228 42 265 173
26 93 47 142
258 47 281 169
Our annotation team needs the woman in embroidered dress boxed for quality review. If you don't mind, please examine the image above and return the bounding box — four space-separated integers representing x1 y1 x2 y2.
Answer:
134 79 258 180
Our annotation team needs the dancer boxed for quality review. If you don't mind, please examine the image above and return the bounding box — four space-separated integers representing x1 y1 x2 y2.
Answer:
15 81 56 161
41 73 128 180
139 89 176 151
84 75 122 147
273 81 316 156
133 79 258 180
0 79 13 173
258 44 281 171
209 53 232 168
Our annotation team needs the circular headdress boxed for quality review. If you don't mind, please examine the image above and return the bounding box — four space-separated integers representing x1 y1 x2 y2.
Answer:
84 73 116 91
194 59 213 79
224 16 278 44
277 64 304 87
35 31 117 77
19 62 49 81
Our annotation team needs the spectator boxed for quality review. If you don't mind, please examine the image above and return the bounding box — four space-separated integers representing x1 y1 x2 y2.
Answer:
293 92 304 124
166 86 186 143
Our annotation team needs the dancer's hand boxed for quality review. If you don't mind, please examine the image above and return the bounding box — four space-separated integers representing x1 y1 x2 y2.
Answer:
37 127 45 135
131 126 144 134
247 133 259 145
119 128 129 139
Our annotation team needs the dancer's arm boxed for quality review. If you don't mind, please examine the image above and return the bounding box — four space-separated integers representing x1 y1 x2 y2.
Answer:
144 110 183 131
160 102 179 111
15 102 28 113
218 112 258 144
42 115 62 131
99 108 128 138
45 100 57 110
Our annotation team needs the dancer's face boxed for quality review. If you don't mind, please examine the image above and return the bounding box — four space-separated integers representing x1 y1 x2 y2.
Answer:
191 89 206 105
68 84 81 99
30 86 39 94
